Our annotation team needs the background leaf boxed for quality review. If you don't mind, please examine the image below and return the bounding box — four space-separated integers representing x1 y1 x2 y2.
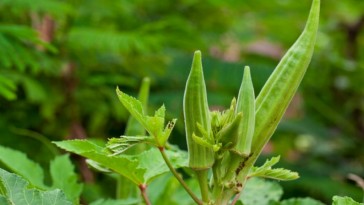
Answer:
50 154 83 203
239 178 283 205
0 168 72 205
0 145 45 188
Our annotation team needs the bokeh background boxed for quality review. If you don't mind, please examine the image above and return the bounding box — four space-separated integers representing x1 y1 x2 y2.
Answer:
0 0 363 203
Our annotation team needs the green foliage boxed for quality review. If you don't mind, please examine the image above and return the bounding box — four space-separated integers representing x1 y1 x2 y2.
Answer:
239 178 283 205
0 145 45 188
50 155 83 203
0 168 72 205
332 196 364 205
249 156 299 181
54 140 187 185
276 198 325 205
0 145 82 203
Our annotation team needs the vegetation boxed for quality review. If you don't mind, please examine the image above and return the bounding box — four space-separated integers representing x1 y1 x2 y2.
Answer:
0 0 363 204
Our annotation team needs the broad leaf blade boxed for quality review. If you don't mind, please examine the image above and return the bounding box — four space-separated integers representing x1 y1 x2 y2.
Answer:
239 178 283 205
0 145 45 188
332 196 363 205
276 198 325 205
0 168 72 205
90 198 140 205
136 148 188 184
50 154 83 203
54 140 146 184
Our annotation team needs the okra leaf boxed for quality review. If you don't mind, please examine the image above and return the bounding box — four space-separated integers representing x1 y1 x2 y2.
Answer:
107 136 152 155
54 140 146 185
0 168 72 205
274 198 325 205
0 145 45 189
116 88 175 146
89 198 140 205
249 156 299 181
239 178 283 205
116 87 148 129
332 196 363 205
137 148 188 183
54 140 187 184
50 154 83 204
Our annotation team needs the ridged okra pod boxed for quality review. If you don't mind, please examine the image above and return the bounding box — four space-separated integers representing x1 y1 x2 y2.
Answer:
252 0 320 155
233 66 255 156
183 50 214 170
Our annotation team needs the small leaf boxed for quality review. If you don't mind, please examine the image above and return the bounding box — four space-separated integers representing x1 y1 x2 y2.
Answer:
107 136 153 155
332 196 364 205
50 154 83 203
249 156 299 181
0 145 45 188
0 168 72 205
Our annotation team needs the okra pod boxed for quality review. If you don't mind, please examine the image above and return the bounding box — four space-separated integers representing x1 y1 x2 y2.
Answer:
252 0 320 155
233 66 255 156
183 50 214 170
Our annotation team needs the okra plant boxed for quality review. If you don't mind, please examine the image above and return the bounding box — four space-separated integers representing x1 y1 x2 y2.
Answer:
54 0 321 204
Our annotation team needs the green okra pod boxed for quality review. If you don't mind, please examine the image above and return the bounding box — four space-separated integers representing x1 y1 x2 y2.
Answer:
252 0 320 155
233 66 255 156
183 50 214 170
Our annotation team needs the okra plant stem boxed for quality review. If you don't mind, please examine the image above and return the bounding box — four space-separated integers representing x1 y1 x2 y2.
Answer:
138 184 151 205
195 170 210 203
158 147 203 205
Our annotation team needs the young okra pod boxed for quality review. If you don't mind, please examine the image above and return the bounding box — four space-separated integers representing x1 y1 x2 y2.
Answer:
233 66 255 156
183 50 215 170
252 0 320 155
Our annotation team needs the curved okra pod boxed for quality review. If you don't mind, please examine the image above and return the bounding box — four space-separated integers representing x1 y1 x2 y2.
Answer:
252 0 320 155
183 50 214 170
233 66 255 156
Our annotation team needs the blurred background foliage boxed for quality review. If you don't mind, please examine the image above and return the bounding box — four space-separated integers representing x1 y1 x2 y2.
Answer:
0 0 363 204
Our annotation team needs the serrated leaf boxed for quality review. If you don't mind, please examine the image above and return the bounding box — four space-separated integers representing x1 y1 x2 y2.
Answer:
107 136 152 155
50 154 83 204
0 145 45 188
116 87 147 128
54 140 146 185
137 148 188 183
116 88 175 146
275 197 325 205
54 140 187 184
332 196 364 205
240 178 283 205
89 198 140 205
0 168 72 205
249 156 299 181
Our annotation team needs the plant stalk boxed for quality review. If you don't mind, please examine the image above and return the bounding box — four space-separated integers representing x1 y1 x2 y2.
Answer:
159 147 203 205
138 184 151 205
195 169 210 203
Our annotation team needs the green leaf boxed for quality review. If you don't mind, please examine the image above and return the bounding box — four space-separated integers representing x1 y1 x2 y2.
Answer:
276 198 325 205
50 154 83 203
137 148 188 183
89 198 140 205
107 136 152 155
0 168 72 205
332 196 364 205
54 140 187 184
54 140 146 185
249 156 299 181
0 145 45 188
239 178 283 205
